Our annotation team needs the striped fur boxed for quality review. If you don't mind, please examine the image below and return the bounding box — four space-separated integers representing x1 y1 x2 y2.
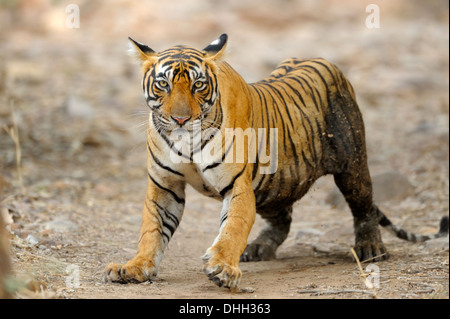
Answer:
104 34 449 288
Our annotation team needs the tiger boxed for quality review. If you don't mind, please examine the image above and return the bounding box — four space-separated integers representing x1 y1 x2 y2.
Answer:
104 34 449 289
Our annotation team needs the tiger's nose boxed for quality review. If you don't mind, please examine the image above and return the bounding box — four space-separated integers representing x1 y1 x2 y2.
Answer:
171 115 191 125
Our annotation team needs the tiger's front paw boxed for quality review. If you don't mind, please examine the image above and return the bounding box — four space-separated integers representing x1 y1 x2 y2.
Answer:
103 258 157 284
202 251 241 289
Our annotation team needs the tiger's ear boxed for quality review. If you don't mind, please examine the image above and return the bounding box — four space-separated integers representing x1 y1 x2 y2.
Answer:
128 37 157 65
203 34 228 61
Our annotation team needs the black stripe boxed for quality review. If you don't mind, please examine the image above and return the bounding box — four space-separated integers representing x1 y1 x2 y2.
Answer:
286 89 318 163
378 212 392 227
249 86 266 180
148 173 185 204
146 68 156 99
185 60 202 67
252 153 259 180
255 85 275 160
143 200 166 240
219 164 247 198
159 219 174 242
276 82 297 128
146 96 159 103
253 86 266 130
160 60 176 69
275 84 298 168
297 76 321 113
282 76 321 163
153 205 177 241
396 229 409 241
284 76 307 107
282 76 319 164
287 131 300 173
306 62 360 149
220 213 228 227
200 104 223 150
151 199 180 228
254 173 267 195
301 149 313 169
302 72 325 114
148 143 184 176
143 68 151 94
261 83 289 153
146 199 180 243
203 135 235 172
158 130 192 161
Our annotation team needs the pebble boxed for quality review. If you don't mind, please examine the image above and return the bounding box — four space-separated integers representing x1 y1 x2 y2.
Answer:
295 228 324 240
25 234 39 246
313 243 342 254
43 219 78 233
424 237 449 251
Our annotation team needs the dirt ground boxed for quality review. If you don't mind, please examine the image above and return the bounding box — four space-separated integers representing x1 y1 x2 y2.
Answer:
0 0 448 300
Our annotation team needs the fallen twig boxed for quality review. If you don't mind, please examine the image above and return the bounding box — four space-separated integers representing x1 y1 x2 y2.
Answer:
350 248 379 299
297 289 375 296
360 253 387 264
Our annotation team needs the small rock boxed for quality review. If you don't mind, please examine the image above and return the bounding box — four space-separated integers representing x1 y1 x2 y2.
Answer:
239 287 256 293
43 219 78 233
295 228 324 240
424 237 449 251
313 243 340 254
12 235 37 249
25 234 39 246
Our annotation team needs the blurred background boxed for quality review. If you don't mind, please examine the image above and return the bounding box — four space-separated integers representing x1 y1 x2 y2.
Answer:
0 0 448 298
0 0 448 187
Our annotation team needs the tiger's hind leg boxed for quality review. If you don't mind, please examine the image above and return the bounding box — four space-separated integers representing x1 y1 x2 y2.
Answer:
240 206 292 262
334 168 388 262
322 76 388 262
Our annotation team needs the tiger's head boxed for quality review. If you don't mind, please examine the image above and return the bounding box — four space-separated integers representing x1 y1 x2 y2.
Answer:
129 34 228 133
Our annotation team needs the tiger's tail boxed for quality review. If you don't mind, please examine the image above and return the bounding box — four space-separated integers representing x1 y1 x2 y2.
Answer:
377 208 449 243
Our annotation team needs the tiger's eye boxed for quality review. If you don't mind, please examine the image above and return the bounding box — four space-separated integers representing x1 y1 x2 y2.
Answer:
194 81 205 90
158 80 168 88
